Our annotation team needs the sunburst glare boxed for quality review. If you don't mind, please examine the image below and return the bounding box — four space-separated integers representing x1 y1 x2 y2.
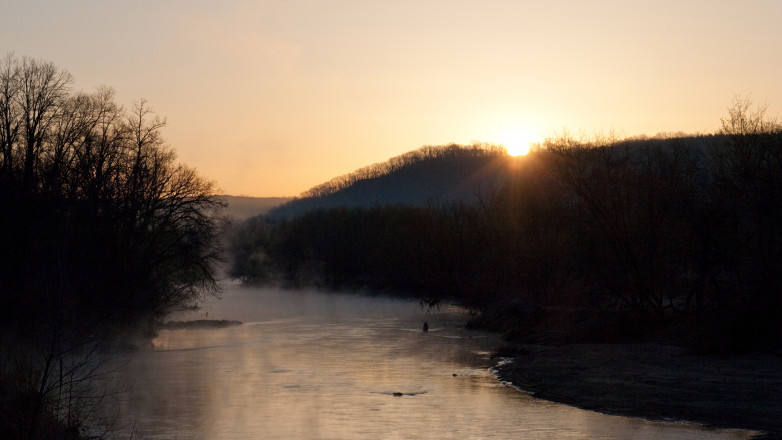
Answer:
497 129 540 156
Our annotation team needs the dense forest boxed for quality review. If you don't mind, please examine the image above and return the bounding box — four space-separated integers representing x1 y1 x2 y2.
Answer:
0 54 223 439
229 97 782 353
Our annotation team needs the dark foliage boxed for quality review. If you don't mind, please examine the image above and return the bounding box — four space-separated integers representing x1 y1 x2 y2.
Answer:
266 143 509 219
0 54 223 439
230 108 782 352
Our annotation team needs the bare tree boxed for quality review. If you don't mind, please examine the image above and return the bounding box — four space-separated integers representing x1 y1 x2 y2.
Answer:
17 56 73 192
0 54 224 439
0 54 20 179
720 94 781 136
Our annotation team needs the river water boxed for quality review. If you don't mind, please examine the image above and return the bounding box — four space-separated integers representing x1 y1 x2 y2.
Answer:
104 283 754 439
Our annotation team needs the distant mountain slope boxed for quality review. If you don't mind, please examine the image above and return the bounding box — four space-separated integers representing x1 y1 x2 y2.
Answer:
222 196 293 220
266 143 511 219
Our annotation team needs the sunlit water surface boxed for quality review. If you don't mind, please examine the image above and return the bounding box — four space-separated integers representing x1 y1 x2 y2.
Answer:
104 283 754 439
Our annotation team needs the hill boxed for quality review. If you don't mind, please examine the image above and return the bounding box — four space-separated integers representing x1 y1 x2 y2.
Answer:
222 196 293 220
266 143 511 219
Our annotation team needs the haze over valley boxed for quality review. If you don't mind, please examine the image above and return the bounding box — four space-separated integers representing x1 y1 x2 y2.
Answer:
3 1 782 438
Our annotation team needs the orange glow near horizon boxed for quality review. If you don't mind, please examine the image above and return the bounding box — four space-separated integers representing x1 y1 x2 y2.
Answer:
3 1 781 196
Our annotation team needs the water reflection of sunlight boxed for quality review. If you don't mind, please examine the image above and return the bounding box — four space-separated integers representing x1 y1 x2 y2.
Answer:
115 285 757 440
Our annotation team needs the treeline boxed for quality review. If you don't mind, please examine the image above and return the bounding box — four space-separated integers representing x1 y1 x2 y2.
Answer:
0 54 223 439
230 99 782 352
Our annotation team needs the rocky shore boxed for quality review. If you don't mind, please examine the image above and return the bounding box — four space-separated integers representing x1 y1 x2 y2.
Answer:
493 343 782 439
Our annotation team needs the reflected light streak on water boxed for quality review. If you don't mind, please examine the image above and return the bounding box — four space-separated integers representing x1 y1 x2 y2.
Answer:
106 283 755 440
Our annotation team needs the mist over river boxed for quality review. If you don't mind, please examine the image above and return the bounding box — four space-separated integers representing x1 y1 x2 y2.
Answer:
103 283 754 439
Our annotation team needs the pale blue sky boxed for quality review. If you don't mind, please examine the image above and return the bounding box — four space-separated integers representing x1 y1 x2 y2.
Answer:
3 0 781 196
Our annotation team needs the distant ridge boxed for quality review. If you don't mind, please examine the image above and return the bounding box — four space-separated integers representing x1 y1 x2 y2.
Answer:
222 196 293 220
266 143 511 219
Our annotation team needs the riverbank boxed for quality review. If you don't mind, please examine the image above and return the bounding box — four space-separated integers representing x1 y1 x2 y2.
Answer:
493 343 782 438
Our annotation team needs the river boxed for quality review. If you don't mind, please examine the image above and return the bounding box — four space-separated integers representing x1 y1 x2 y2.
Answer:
103 283 754 439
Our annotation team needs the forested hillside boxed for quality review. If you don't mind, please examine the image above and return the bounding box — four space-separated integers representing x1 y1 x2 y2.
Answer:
229 101 782 353
266 143 509 218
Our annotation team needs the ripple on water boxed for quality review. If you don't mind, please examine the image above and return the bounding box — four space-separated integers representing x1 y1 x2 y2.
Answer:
104 285 760 440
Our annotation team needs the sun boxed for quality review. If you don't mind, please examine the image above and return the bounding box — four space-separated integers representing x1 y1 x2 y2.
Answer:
506 139 531 156
498 129 539 156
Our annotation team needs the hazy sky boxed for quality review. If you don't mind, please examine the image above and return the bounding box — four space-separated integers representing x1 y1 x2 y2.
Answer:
3 1 781 196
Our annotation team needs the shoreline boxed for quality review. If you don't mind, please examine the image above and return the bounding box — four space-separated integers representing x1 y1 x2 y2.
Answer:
491 343 782 439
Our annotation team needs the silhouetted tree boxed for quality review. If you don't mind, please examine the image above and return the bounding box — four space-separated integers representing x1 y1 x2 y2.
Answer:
228 100 782 351
0 53 224 439
700 97 782 349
